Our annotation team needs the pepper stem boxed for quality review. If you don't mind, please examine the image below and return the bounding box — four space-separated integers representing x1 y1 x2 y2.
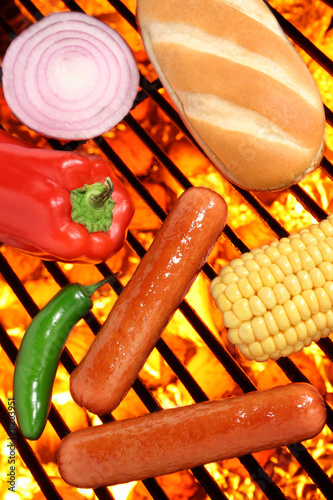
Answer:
91 177 114 208
70 177 116 233
82 273 119 298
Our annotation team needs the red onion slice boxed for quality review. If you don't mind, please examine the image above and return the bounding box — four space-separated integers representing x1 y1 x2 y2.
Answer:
2 12 140 140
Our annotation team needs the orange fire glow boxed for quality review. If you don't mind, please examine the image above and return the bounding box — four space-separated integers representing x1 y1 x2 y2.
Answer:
1 0 333 499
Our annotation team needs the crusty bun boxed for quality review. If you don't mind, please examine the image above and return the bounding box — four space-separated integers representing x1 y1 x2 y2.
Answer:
136 0 326 191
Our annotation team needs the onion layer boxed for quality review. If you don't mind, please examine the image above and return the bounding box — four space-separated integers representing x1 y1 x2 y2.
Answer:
2 12 140 140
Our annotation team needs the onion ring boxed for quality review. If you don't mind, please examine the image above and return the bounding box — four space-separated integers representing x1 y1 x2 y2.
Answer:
2 12 140 140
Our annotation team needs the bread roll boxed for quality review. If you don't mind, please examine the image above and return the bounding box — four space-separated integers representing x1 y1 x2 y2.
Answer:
136 0 326 191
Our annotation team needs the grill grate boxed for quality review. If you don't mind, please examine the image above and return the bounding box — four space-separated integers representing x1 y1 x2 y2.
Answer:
1 1 333 499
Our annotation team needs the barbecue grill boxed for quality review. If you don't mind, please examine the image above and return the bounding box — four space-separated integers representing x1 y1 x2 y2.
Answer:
1 0 333 499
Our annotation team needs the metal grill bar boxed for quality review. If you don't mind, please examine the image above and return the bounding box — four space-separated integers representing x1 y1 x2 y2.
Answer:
265 2 333 77
0 397 65 499
0 1 333 499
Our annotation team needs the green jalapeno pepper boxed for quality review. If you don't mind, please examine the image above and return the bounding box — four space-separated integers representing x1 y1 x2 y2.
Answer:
14 275 116 440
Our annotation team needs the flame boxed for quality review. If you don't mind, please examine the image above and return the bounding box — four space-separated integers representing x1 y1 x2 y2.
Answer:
1 0 333 499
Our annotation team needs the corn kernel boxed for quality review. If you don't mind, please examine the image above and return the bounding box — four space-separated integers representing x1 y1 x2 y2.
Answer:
238 321 256 344
309 268 326 287
299 250 316 271
283 274 302 296
249 296 267 316
314 288 331 312
220 271 239 285
263 311 280 335
284 300 302 325
252 316 270 340
272 305 291 331
305 243 324 266
302 289 320 314
268 263 285 283
273 332 288 351
275 254 293 275
269 351 283 361
238 343 253 360
223 310 242 328
318 261 333 280
224 282 242 303
304 336 313 347
255 354 270 362
257 286 277 309
284 327 299 346
261 336 278 355
218 265 234 277
309 224 326 242
215 292 233 312
237 277 255 299
277 241 293 255
228 329 242 345
295 322 308 341
289 236 306 252
297 270 313 290
210 278 226 300
299 229 318 246
272 283 291 304
312 331 322 342
243 259 260 272
280 345 294 357
325 236 333 250
264 245 281 262
292 295 311 320
232 298 253 321
251 248 263 255
248 341 265 358
326 309 333 328
233 265 250 278
305 318 317 337
253 251 271 267
293 340 306 353
247 270 263 291
258 267 277 287
230 258 246 269
312 312 327 331
280 237 292 245
318 219 333 237
321 328 331 338
211 275 222 287
318 241 333 262
323 281 333 303
287 251 303 273
240 252 255 261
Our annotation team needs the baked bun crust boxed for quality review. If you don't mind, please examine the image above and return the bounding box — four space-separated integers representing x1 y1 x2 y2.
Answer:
137 0 326 191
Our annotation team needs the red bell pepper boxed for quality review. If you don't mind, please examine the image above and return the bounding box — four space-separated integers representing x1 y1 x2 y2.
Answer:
0 129 135 264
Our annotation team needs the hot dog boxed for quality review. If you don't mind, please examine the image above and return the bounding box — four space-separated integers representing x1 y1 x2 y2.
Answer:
58 383 327 488
70 186 228 415
136 0 325 191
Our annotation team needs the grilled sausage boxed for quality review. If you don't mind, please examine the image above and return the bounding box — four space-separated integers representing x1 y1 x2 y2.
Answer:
136 0 325 191
58 383 327 488
70 186 228 415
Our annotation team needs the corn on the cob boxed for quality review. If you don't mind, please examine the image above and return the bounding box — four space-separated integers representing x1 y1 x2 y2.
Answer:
211 215 333 362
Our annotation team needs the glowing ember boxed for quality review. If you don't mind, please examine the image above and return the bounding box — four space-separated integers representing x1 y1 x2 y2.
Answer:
0 0 333 499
